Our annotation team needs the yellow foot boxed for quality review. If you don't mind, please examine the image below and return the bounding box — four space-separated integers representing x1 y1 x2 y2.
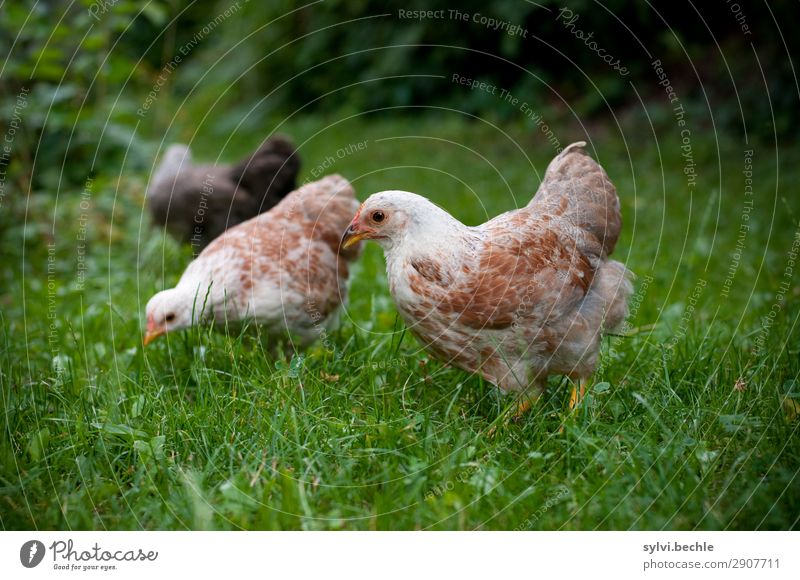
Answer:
513 396 534 420
487 393 539 437
568 378 589 411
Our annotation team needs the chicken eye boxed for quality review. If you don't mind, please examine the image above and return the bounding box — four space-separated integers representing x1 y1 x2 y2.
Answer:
371 210 385 223
165 313 176 323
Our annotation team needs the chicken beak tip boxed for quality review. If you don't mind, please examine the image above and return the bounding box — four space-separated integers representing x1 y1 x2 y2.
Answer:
341 224 366 250
341 234 361 250
143 329 164 347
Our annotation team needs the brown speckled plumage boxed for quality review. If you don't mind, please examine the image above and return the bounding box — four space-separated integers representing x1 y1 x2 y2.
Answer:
144 175 361 347
345 142 634 397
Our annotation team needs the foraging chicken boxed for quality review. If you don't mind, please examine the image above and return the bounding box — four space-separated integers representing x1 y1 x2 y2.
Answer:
147 135 300 253
144 175 361 347
341 142 633 414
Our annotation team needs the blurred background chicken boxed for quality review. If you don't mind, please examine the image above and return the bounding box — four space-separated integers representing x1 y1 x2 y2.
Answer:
342 142 633 415
146 135 300 253
144 174 361 347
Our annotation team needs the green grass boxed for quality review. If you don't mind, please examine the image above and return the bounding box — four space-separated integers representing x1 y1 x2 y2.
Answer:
2 114 799 530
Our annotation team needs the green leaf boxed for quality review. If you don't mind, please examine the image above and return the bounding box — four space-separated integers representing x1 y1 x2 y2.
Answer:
28 427 51 462
593 382 611 394
81 34 105 51
92 422 148 439
141 3 168 27
130 395 145 418
288 354 304 378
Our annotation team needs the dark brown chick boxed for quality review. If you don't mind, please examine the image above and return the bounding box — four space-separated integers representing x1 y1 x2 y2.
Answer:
147 136 300 253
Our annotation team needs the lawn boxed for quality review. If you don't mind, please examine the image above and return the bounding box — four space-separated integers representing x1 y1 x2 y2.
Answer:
1 113 799 530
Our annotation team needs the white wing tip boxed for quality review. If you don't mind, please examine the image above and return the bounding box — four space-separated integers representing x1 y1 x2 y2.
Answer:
148 144 192 194
560 141 587 156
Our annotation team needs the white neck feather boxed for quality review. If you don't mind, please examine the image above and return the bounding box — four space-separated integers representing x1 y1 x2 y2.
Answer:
374 193 474 281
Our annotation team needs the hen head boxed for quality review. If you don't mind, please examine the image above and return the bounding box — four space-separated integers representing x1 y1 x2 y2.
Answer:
143 287 198 345
341 190 458 253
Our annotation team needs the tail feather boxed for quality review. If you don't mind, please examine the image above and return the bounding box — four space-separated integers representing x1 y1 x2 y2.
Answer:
529 141 621 259
228 135 300 208
592 260 635 332
147 144 192 197
568 260 633 363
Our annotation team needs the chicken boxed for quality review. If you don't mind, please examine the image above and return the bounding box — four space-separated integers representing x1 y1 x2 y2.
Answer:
144 175 361 347
341 142 633 414
147 135 301 253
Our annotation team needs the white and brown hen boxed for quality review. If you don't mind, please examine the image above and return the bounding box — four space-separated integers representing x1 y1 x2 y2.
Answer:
342 142 633 414
144 174 361 347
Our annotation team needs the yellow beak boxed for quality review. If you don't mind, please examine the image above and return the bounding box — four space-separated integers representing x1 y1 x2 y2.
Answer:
143 328 165 346
340 224 369 250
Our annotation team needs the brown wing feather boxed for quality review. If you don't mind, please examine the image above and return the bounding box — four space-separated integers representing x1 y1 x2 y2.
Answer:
409 214 594 331
529 141 621 259
272 174 362 261
198 175 360 321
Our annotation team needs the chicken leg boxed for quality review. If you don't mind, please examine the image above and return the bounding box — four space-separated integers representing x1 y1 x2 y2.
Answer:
568 378 589 410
